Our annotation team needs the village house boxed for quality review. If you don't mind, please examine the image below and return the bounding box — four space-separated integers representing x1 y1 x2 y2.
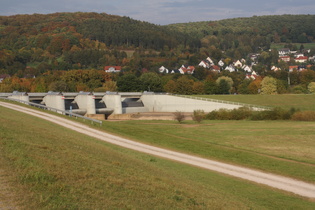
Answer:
218 59 225 67
211 65 221 72
225 65 236 72
245 71 259 80
279 56 291 62
294 56 308 63
104 66 122 73
242 65 252 72
0 74 10 83
198 57 214 68
159 66 169 74
179 65 195 74
278 48 291 56
234 60 243 68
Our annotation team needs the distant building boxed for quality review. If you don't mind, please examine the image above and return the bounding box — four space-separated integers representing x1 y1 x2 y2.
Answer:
279 56 291 62
278 48 291 56
294 56 308 63
104 66 122 73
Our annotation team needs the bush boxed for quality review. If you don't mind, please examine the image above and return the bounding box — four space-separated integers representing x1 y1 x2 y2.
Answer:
291 111 315 121
251 107 295 120
173 111 185 123
192 110 205 123
205 107 297 121
205 107 253 120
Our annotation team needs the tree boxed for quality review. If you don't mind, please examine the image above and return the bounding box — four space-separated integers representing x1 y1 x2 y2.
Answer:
308 82 315 94
204 80 217 94
260 76 277 94
139 72 163 92
117 74 140 92
164 80 177 93
174 76 194 95
216 76 233 94
48 81 69 92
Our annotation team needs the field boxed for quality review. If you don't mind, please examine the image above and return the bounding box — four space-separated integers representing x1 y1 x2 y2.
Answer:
196 94 315 111
271 42 315 50
1 97 315 209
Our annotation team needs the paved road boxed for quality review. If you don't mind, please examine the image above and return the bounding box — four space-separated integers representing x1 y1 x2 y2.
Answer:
1 101 315 199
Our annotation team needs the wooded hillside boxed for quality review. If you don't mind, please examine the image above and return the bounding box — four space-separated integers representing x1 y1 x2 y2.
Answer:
1 13 315 94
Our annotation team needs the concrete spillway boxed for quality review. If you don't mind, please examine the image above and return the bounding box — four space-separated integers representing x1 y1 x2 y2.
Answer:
3 91 267 119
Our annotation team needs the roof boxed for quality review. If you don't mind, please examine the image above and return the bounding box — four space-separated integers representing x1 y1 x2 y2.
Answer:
104 66 122 71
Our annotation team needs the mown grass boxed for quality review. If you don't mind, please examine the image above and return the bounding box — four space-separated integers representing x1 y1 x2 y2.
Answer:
271 43 315 50
1 107 315 209
196 94 315 111
100 120 315 183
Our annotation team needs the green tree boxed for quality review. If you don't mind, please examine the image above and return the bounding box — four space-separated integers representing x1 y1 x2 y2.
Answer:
139 72 163 92
261 76 277 94
216 76 233 94
117 74 140 92
308 82 315 94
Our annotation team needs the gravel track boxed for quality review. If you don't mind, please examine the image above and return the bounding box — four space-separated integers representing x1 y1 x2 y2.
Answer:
1 101 315 199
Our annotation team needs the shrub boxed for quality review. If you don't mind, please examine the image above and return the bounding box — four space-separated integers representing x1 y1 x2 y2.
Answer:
291 111 315 121
192 110 205 123
173 111 185 123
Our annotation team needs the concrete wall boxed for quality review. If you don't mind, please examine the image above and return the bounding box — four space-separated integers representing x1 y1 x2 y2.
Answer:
42 95 65 111
103 94 122 114
8 95 29 102
122 107 149 114
141 95 241 112
74 94 96 115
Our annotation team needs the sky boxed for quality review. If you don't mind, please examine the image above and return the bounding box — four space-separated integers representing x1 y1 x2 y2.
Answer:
1 0 315 25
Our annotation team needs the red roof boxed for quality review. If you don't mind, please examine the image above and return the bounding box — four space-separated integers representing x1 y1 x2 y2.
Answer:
104 66 122 71
295 56 308 60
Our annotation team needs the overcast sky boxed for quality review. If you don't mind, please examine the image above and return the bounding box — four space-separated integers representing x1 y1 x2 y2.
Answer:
1 0 315 25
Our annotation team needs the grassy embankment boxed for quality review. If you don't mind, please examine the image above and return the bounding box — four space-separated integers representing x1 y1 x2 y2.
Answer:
197 94 315 111
1 104 315 209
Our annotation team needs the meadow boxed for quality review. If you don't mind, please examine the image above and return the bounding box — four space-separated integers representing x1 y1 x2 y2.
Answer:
0 96 315 209
197 94 315 111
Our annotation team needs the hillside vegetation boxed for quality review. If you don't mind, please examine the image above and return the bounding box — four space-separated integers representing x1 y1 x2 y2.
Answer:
1 13 315 94
1 105 315 209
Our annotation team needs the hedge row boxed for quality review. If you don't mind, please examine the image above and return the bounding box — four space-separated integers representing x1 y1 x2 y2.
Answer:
201 107 315 121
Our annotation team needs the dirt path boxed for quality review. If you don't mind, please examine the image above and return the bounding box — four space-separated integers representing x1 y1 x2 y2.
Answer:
1 101 315 200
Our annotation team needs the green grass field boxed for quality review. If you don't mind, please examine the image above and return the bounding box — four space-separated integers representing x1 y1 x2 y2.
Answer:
271 43 315 50
196 94 315 111
1 104 315 209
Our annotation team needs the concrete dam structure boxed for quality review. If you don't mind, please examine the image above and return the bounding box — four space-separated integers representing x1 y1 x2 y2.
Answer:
1 91 266 119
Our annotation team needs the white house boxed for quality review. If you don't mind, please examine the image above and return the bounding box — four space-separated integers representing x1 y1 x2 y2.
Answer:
218 60 225 67
295 56 308 63
242 65 252 72
198 60 210 68
225 65 236 72
234 60 242 68
278 48 290 56
159 66 169 73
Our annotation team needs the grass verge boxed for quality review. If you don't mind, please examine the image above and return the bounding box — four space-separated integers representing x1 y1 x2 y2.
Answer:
1 106 315 208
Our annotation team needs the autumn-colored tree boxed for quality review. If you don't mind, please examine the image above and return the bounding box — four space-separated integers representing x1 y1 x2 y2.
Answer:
192 81 205 94
248 78 262 94
174 76 194 95
164 80 177 93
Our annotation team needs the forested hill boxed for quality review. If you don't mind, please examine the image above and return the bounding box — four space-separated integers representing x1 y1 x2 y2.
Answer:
0 12 199 51
1 13 315 77
167 15 315 41
166 15 315 53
